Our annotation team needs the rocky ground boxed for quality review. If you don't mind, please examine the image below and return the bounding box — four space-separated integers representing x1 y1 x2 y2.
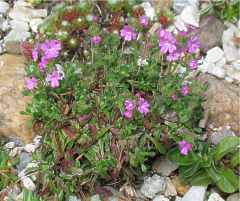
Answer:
0 0 239 201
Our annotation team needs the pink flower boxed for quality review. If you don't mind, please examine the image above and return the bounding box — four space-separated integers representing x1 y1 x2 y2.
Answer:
181 84 189 96
140 15 149 27
171 94 178 101
120 25 137 41
179 140 193 155
91 35 102 45
124 99 135 111
189 59 198 70
41 40 61 60
46 70 63 88
138 98 150 115
187 36 200 53
124 110 133 119
26 77 38 90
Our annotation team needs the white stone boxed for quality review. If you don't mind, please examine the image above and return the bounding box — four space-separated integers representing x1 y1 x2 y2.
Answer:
175 196 182 201
22 177 36 191
227 193 240 201
140 174 166 199
225 76 234 83
208 193 225 201
9 147 23 157
198 61 210 73
174 15 188 32
24 143 38 153
206 47 224 63
30 18 43 32
141 2 156 20
10 20 29 31
207 65 225 78
173 0 199 14
1 19 10 31
153 195 169 201
222 44 239 62
225 67 240 82
180 6 199 27
31 9 47 18
232 60 240 71
4 29 31 42
68 196 81 201
91 195 101 201
0 1 9 14
4 141 15 149
164 178 177 197
9 8 32 22
181 186 206 201
215 57 226 68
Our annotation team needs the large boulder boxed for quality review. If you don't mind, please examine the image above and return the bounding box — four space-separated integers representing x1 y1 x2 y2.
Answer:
199 74 240 135
0 54 33 142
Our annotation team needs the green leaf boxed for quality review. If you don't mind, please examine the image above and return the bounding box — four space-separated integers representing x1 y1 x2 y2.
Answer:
179 160 201 179
230 152 240 168
190 170 212 186
207 167 239 193
168 148 195 166
214 136 240 161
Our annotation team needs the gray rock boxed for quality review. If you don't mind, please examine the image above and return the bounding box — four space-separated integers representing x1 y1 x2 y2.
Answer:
181 186 206 201
0 1 10 14
208 192 225 201
17 152 32 173
153 195 169 201
210 127 236 145
173 0 199 14
68 195 81 201
153 157 178 176
140 174 166 199
200 16 225 52
226 193 240 201
164 177 177 197
225 66 240 83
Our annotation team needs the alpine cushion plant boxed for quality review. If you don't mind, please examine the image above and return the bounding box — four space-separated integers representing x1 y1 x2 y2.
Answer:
21 1 239 200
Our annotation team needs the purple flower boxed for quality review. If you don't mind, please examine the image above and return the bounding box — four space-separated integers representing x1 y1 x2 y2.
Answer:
179 140 193 155
158 29 177 54
166 51 180 61
46 70 63 88
181 84 189 96
26 76 38 90
38 58 48 72
138 98 150 115
124 99 135 111
140 15 149 27
91 35 102 45
189 59 198 70
41 40 61 60
124 110 133 119
187 36 200 53
32 45 40 61
159 41 177 54
120 25 137 41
